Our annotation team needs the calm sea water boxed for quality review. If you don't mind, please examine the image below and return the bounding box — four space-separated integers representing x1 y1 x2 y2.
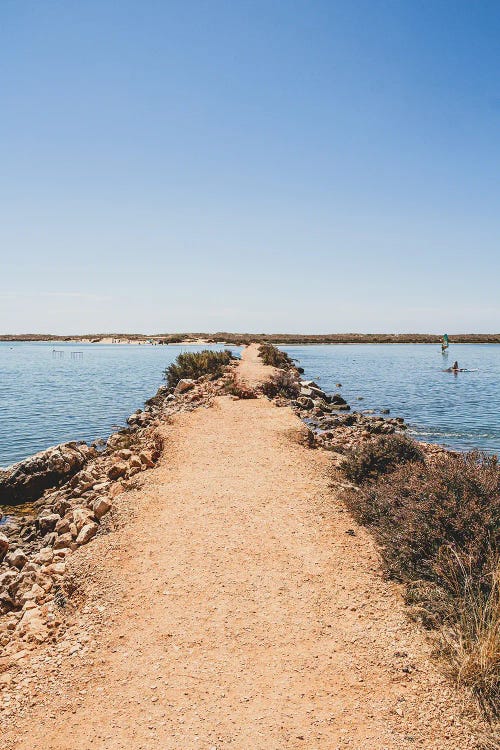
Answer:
281 344 500 454
0 342 239 468
1 342 498 467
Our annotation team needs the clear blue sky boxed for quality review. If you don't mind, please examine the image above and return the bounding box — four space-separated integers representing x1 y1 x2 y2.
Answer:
1 0 499 334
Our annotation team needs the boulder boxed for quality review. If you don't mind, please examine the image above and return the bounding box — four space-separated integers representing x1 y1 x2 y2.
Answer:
0 533 9 559
139 451 154 468
46 561 65 576
0 442 93 505
17 605 48 643
109 482 125 498
330 393 347 406
37 513 61 535
54 533 73 550
108 462 128 480
72 508 95 533
301 380 322 389
174 379 195 394
92 497 111 520
296 396 314 410
127 411 153 426
116 449 132 460
76 522 98 546
5 548 28 570
55 517 71 535
34 547 53 565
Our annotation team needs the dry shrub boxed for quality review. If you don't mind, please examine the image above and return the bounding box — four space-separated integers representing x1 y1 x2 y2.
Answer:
341 434 424 485
150 431 164 462
164 350 234 388
261 371 300 400
225 375 257 399
343 450 500 717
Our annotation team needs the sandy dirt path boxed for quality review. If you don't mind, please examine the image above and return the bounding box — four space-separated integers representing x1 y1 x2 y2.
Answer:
3 346 478 749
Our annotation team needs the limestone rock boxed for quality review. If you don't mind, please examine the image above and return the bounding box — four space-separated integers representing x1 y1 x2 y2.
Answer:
37 513 61 535
139 450 154 468
54 533 73 550
92 497 111 520
5 549 28 570
174 378 195 394
76 522 98 546
0 442 93 504
0 533 9 559
108 462 128 480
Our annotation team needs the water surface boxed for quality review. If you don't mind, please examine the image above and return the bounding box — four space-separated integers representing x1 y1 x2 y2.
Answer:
0 342 238 467
281 344 499 453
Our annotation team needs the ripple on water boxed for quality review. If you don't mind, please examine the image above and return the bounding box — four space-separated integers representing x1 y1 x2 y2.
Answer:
280 343 500 454
0 342 240 467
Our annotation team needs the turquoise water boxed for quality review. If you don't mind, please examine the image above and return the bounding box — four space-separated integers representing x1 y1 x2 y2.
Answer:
281 344 500 454
0 342 238 468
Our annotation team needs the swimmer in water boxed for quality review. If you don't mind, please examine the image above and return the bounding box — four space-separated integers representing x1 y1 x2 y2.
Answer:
445 360 462 373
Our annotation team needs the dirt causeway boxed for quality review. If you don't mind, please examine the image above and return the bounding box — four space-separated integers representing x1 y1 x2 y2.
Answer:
3 346 479 749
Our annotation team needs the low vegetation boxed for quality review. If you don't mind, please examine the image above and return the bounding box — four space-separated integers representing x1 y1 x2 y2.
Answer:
341 434 424 484
5 333 500 344
261 370 301 400
258 342 295 369
164 350 234 388
341 444 500 719
224 375 258 399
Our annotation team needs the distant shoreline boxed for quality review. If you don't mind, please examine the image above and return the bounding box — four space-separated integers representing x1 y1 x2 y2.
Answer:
1 333 500 345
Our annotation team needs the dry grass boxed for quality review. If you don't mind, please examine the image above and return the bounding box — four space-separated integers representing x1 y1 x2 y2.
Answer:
261 371 301 400
341 446 500 723
224 375 258 399
441 555 500 720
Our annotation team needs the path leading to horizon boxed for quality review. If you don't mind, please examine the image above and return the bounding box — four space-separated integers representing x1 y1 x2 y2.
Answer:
4 346 477 749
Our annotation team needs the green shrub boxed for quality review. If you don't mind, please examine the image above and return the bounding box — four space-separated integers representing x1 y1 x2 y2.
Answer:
258 343 295 369
341 434 424 484
163 334 185 344
343 451 500 716
164 350 234 388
